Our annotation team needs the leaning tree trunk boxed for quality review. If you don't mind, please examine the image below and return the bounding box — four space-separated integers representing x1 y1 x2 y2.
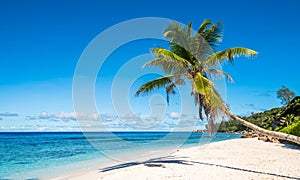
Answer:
225 110 300 145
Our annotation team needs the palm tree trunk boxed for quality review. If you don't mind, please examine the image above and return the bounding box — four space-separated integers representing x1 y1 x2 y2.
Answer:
225 110 300 145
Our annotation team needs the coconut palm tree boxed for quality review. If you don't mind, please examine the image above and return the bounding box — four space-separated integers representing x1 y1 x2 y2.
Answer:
135 20 300 145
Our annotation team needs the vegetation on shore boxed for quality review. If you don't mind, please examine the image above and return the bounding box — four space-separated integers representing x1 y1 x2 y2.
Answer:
218 96 300 137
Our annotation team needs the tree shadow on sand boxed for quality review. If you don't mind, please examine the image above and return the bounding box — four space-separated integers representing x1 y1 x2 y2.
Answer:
277 140 300 151
99 155 299 179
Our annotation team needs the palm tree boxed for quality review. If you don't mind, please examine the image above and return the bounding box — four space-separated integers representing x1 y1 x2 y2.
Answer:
135 20 300 145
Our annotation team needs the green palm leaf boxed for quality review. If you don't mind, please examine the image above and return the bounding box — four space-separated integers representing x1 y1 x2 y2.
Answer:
197 19 212 34
206 69 234 82
200 21 223 48
193 72 225 116
170 43 199 66
135 74 183 97
164 22 189 49
193 72 213 95
143 48 192 74
209 88 224 110
204 47 258 66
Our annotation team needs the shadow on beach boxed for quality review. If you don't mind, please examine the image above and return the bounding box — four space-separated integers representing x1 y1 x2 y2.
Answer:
278 140 300 151
98 155 300 179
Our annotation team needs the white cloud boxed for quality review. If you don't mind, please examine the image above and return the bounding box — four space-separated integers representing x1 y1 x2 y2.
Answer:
100 113 117 121
119 113 140 120
168 112 181 119
118 113 163 129
76 112 99 120
26 111 100 121
53 112 77 120
0 112 18 117
53 112 99 121
25 116 37 120
39 111 50 119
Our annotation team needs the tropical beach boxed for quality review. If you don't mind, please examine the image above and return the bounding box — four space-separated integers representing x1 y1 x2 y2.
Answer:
1 132 299 179
1 0 300 179
55 138 300 180
0 132 243 179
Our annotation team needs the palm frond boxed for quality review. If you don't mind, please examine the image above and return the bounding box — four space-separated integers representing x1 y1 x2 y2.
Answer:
151 48 192 66
193 72 213 96
170 43 199 66
204 47 258 66
190 20 223 60
200 21 223 48
164 22 189 49
193 72 225 121
143 48 191 74
187 20 192 38
190 34 213 62
197 19 212 34
166 83 176 104
134 74 183 97
206 69 234 82
209 88 225 110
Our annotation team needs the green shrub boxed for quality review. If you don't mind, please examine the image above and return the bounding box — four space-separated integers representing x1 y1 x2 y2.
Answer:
281 121 300 136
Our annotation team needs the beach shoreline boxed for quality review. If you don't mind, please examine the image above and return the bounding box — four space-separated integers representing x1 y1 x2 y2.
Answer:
0 132 242 179
55 138 300 180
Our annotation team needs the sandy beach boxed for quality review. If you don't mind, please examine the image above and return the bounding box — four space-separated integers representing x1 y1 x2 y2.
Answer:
56 138 300 180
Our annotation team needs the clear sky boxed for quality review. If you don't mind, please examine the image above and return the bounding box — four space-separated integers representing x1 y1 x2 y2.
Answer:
0 0 299 131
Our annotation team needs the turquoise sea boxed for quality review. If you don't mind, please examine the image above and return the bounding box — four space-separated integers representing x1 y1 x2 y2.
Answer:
0 132 242 179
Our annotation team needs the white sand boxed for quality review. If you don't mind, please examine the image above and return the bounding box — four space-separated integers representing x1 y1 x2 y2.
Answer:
56 138 300 180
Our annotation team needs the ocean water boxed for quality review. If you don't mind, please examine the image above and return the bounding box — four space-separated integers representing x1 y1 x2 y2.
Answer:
0 132 242 179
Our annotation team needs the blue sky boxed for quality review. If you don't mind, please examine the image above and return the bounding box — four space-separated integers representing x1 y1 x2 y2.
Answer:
0 0 299 131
